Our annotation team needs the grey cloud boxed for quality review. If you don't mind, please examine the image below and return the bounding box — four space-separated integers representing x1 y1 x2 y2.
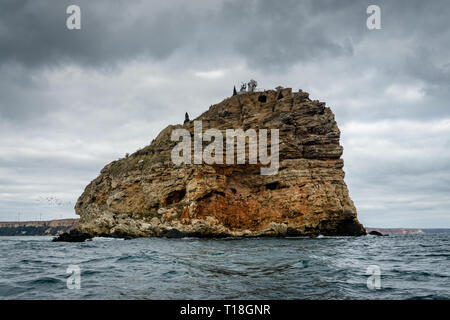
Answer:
1 0 449 76
0 0 367 70
0 64 54 121
0 0 201 68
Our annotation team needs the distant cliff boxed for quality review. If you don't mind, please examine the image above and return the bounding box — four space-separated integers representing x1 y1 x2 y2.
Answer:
366 228 450 235
0 219 78 236
74 88 365 238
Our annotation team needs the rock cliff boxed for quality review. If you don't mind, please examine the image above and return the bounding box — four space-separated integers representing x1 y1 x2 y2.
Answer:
75 88 365 238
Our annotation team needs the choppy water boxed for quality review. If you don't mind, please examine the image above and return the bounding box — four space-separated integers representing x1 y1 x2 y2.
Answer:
0 234 449 299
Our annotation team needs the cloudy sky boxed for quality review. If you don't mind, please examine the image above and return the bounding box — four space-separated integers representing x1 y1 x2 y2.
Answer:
0 0 449 227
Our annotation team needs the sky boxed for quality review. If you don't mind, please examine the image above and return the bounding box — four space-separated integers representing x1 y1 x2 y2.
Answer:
0 0 449 227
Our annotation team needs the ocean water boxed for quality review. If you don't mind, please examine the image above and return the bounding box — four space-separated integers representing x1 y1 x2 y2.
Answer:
0 234 449 300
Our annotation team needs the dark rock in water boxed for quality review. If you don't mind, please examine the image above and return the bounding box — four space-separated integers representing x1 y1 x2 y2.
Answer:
369 230 387 236
160 228 229 238
98 233 135 240
53 230 135 242
52 229 93 242
161 228 186 238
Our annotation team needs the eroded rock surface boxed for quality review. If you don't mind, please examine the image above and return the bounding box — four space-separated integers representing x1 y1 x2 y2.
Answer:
75 88 365 237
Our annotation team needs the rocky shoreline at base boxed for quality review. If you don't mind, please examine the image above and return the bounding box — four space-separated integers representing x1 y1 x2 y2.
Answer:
53 225 366 242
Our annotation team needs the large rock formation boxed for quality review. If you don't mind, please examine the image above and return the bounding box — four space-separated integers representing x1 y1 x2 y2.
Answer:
75 88 365 238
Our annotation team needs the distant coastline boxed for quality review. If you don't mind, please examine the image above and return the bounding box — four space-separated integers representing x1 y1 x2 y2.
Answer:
0 219 449 236
365 227 450 235
0 219 77 236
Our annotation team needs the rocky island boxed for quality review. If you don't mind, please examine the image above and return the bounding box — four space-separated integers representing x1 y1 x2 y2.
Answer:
63 87 365 240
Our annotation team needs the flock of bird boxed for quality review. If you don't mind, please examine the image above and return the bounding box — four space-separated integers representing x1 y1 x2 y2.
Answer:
35 196 73 207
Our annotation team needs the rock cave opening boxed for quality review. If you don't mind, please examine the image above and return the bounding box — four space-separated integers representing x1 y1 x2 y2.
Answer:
258 95 267 103
165 189 186 205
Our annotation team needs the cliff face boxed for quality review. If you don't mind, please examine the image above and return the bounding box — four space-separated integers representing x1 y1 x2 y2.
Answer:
75 88 365 237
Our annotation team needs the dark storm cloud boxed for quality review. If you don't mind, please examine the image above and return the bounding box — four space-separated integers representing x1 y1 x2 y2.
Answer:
0 0 365 70
404 50 450 88
1 0 449 75
0 0 201 68
217 0 361 69
0 64 53 121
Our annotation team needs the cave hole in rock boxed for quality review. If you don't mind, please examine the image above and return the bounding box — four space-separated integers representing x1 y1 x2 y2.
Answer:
165 189 186 205
197 190 225 202
258 95 267 103
277 91 284 100
265 181 281 190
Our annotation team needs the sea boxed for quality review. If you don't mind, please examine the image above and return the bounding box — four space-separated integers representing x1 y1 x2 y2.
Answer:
0 234 449 300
